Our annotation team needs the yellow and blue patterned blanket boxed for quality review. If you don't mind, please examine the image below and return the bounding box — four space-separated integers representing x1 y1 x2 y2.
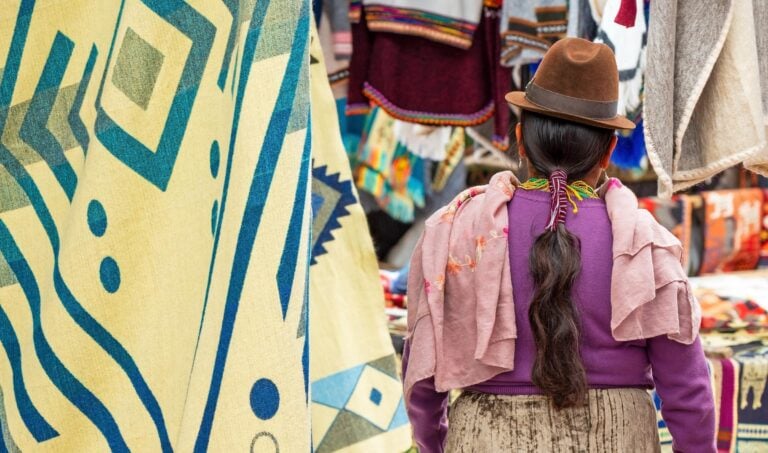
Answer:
0 0 311 451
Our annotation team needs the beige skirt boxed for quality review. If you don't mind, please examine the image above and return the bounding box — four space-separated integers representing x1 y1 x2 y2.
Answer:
445 389 661 453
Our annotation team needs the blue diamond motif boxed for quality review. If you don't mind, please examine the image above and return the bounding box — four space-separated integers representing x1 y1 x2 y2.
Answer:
369 388 382 406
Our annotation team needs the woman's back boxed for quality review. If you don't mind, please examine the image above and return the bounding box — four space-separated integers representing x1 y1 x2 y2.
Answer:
468 188 654 394
403 38 716 453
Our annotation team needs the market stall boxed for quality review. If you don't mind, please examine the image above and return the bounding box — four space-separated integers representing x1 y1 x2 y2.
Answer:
316 0 768 451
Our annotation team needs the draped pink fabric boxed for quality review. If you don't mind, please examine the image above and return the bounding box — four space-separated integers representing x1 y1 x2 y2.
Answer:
404 172 700 403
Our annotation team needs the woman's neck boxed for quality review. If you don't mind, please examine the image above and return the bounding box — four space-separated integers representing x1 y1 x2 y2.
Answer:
526 166 603 189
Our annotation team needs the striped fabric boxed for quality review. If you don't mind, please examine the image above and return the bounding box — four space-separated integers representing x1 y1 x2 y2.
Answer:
0 1 311 451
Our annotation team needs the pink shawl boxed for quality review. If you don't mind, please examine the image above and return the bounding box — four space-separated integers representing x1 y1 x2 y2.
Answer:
404 171 701 401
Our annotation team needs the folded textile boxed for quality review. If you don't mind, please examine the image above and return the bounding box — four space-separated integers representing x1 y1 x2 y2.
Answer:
644 0 768 198
347 5 511 145
361 0 485 49
499 0 568 67
595 0 645 121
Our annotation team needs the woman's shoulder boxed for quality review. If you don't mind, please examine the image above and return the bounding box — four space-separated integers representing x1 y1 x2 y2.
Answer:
426 172 517 227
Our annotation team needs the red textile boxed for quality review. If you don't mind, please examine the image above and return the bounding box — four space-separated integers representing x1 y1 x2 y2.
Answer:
347 6 511 147
614 0 637 27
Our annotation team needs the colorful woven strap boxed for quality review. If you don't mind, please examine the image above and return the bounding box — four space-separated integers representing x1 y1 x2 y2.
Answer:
519 173 599 230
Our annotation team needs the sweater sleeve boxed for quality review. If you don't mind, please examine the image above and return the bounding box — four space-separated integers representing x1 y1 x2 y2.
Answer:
402 339 449 453
647 335 716 453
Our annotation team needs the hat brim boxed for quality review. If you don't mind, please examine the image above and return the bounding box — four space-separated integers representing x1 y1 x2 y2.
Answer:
505 91 636 131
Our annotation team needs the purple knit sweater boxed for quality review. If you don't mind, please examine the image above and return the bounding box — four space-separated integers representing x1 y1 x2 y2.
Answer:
403 188 716 453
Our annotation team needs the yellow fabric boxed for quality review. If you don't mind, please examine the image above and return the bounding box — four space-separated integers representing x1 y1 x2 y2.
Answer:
308 24 412 453
0 1 311 451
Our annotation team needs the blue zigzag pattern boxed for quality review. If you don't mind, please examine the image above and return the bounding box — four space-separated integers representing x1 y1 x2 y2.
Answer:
310 165 356 265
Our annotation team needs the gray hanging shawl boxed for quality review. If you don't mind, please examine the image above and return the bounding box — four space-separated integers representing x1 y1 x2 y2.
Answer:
644 0 767 198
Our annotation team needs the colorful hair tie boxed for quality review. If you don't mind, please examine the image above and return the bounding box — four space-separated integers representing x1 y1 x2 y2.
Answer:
546 169 569 231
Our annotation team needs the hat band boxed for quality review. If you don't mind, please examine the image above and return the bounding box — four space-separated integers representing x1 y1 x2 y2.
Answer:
525 83 618 120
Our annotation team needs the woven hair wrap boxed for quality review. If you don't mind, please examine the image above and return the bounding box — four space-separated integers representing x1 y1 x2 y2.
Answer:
546 169 569 231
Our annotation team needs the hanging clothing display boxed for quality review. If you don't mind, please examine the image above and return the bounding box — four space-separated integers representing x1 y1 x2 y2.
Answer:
355 108 427 223
612 121 646 170
566 0 599 40
762 190 768 268
594 0 646 122
392 122 452 161
360 0 485 49
308 30 411 452
0 1 312 451
431 128 466 192
644 0 768 198
324 0 353 59
749 0 768 176
348 4 512 149
699 190 764 274
499 0 568 67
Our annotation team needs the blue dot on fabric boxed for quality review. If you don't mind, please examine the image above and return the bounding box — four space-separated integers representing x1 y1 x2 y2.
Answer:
100 257 121 293
369 388 382 406
250 378 279 420
211 200 219 235
210 140 220 178
87 200 107 237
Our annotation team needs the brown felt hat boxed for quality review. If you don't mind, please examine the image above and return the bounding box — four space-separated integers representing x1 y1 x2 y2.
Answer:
505 38 636 130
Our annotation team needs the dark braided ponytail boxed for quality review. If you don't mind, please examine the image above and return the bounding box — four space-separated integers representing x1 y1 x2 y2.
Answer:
520 111 614 409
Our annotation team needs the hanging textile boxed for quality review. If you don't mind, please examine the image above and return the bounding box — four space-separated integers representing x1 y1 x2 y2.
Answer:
735 347 768 450
360 0 485 49
644 0 768 198
324 0 353 59
392 122 452 162
355 108 426 223
566 0 600 40
348 3 511 149
747 0 768 177
594 0 645 122
308 28 411 452
699 190 764 274
761 190 768 268
499 0 568 67
0 1 312 451
431 128 466 192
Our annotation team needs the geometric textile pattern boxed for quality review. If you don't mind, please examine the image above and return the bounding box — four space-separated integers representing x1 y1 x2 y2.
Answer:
311 355 409 452
0 0 311 451
308 24 411 453
111 27 165 111
311 164 356 265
